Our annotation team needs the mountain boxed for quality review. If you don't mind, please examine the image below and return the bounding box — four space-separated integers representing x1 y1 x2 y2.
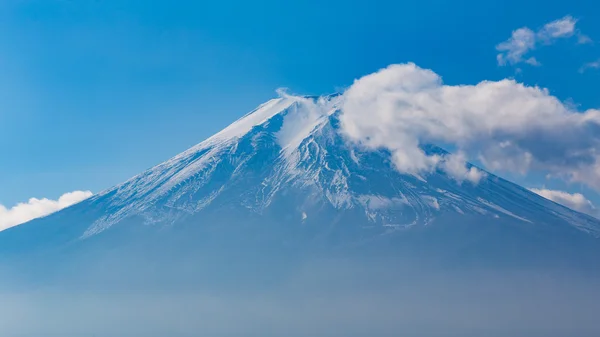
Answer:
3 93 599 256
2 94 600 337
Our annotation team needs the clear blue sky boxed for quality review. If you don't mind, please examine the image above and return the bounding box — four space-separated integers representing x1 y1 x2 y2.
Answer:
1 0 599 206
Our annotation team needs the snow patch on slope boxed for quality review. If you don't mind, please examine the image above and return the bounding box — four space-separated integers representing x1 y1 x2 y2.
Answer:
276 95 340 156
358 195 409 210
477 197 532 223
210 97 296 144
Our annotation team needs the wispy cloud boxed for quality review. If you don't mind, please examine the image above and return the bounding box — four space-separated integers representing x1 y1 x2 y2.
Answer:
0 191 93 231
496 27 538 66
577 34 594 45
530 188 597 218
579 59 600 73
340 63 600 191
537 16 577 40
496 16 589 66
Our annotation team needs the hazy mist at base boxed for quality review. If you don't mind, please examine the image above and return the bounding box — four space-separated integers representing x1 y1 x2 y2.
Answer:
1 246 600 337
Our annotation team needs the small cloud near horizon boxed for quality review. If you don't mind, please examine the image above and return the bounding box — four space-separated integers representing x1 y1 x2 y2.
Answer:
530 188 598 218
0 191 93 231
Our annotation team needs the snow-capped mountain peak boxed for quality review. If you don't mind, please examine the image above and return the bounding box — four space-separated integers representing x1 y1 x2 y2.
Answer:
72 93 600 240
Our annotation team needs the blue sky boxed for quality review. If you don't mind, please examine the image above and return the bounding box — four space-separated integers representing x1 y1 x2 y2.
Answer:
1 0 599 214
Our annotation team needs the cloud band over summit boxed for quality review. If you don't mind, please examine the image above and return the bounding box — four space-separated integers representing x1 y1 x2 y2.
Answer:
339 63 600 191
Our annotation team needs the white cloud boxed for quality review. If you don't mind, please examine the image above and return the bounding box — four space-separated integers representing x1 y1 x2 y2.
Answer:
496 15 586 66
530 188 597 218
579 59 600 73
440 152 486 184
340 63 600 190
0 191 93 231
